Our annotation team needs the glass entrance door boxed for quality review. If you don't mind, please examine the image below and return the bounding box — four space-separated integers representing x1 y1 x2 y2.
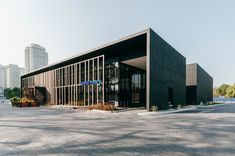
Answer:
119 63 146 107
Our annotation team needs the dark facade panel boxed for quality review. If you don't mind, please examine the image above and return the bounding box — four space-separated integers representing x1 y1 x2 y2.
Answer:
186 86 197 105
186 63 213 105
149 29 186 110
197 64 213 103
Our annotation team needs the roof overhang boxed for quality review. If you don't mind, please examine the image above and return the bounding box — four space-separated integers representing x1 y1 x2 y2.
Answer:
21 28 150 78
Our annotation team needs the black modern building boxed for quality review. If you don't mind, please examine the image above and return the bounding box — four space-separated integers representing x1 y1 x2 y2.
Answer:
186 63 213 105
21 28 186 111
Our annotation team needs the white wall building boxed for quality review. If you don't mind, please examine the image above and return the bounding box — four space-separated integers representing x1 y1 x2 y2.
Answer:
25 44 48 73
20 67 25 76
5 64 24 88
0 65 6 88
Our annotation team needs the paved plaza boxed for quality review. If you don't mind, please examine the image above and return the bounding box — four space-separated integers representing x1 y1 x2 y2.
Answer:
0 102 235 156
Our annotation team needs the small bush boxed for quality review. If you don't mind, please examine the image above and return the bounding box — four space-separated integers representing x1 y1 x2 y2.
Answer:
151 105 158 112
20 97 35 103
177 104 183 110
10 97 20 107
10 96 38 107
90 103 116 112
208 101 219 105
77 101 84 106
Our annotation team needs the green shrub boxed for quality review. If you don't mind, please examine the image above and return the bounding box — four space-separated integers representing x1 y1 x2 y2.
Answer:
90 103 116 112
208 101 220 105
177 104 183 110
10 97 20 107
151 105 158 112
4 88 21 99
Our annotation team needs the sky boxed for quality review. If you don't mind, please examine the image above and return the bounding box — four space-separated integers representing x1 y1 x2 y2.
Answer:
0 0 234 87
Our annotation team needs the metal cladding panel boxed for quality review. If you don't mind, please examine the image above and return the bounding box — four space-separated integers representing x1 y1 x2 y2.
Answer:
196 64 213 103
149 29 186 110
186 63 213 104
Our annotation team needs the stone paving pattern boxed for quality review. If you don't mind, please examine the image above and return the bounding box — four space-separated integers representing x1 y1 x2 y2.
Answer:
0 102 235 156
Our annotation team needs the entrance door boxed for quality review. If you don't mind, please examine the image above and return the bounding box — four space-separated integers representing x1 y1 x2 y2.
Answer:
168 87 174 108
118 63 146 107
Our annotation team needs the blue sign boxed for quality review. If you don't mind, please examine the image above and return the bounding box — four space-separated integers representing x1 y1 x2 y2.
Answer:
80 80 102 86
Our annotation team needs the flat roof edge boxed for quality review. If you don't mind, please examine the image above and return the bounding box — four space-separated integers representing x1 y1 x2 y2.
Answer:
22 28 150 77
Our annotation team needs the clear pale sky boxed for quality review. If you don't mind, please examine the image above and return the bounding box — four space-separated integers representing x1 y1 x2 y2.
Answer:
0 0 234 87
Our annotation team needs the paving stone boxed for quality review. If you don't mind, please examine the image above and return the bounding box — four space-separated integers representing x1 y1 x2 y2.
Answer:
0 102 235 155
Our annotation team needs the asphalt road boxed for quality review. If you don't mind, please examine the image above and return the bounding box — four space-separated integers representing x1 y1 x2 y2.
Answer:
0 102 235 156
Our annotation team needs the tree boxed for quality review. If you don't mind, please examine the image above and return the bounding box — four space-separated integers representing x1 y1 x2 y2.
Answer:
11 87 21 98
4 88 11 99
4 88 21 99
213 87 220 97
225 84 235 98
217 84 229 97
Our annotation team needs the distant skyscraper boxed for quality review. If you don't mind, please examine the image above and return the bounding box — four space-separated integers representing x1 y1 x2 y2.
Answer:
25 44 48 73
5 64 24 88
20 67 25 76
0 65 6 88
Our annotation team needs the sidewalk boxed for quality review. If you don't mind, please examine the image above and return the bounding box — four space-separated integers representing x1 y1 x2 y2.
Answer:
137 106 197 116
196 103 234 109
138 103 234 116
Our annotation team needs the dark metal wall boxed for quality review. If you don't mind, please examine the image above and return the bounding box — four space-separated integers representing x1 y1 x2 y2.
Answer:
197 64 213 104
186 64 213 104
149 29 186 110
186 86 197 105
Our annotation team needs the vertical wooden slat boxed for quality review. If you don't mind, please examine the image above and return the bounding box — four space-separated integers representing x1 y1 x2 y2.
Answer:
92 58 94 106
88 60 90 106
102 55 105 104
97 57 99 104
79 63 81 105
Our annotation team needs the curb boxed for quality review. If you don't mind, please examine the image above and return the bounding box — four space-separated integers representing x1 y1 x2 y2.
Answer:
92 109 112 113
138 103 234 116
137 107 197 116
196 103 234 109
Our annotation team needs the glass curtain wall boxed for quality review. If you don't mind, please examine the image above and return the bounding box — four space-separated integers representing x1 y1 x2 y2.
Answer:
22 55 146 107
105 60 146 107
105 58 119 104
119 63 146 107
